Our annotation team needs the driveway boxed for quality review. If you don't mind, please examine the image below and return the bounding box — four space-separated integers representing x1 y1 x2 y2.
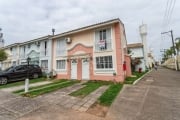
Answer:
1 67 179 120
0 82 106 120
107 67 180 120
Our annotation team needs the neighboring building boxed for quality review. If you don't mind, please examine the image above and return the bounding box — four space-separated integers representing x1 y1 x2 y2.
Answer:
52 18 131 82
147 51 155 68
127 43 146 71
127 24 149 72
1 43 20 69
0 28 5 48
19 36 52 73
1 36 53 74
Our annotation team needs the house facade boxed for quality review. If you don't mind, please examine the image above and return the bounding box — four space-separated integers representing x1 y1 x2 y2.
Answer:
52 19 131 82
1 43 20 69
1 36 53 73
127 43 146 71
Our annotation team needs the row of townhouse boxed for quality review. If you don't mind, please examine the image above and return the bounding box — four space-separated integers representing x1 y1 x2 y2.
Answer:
0 18 132 82
1 36 52 73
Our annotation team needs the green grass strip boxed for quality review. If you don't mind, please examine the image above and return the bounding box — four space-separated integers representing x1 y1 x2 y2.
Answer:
0 77 47 89
22 80 79 97
14 79 68 94
70 81 112 98
98 84 123 106
124 71 148 84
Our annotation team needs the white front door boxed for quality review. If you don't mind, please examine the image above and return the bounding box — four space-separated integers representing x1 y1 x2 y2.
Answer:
71 60 77 79
82 58 89 80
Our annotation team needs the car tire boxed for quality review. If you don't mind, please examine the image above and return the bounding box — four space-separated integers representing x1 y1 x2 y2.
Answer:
33 73 39 79
0 77 8 85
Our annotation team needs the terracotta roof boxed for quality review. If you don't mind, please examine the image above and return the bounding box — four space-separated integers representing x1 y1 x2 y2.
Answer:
127 43 143 48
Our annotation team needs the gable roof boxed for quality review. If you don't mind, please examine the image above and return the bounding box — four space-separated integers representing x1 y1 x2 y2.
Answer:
52 18 122 38
127 43 143 48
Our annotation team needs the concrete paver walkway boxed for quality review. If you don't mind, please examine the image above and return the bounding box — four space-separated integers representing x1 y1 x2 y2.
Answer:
1 81 52 92
107 67 180 120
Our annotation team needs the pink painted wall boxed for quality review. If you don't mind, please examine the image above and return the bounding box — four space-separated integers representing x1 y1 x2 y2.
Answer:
114 23 125 82
125 55 132 77
55 22 128 82
68 44 93 80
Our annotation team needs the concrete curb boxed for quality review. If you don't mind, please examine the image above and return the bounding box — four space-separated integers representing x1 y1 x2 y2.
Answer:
133 70 152 85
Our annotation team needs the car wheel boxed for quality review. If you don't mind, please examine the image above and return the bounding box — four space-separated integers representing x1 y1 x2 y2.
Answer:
0 77 8 85
33 73 39 79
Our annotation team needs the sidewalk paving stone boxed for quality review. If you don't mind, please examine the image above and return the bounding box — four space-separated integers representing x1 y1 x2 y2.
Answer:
1 81 52 92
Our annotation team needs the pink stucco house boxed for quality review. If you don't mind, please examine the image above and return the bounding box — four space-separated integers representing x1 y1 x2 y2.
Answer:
51 18 131 82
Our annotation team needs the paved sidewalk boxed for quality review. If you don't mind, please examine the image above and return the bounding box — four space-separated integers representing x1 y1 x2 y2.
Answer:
1 81 52 92
107 67 180 120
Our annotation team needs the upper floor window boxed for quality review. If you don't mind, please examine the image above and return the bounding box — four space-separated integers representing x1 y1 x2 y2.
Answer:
56 38 66 56
95 28 112 51
28 44 31 49
11 47 17 57
44 41 47 56
40 41 48 56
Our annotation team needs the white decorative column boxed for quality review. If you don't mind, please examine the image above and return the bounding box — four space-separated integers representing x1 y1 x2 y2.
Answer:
139 24 148 69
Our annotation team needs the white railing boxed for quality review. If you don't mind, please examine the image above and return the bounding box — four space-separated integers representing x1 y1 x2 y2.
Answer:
95 40 112 52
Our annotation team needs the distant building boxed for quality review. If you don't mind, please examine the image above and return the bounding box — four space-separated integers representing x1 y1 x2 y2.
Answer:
127 24 151 72
147 50 155 68
0 28 5 48
127 43 146 71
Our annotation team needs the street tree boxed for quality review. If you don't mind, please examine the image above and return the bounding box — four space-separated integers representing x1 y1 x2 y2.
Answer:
0 49 7 62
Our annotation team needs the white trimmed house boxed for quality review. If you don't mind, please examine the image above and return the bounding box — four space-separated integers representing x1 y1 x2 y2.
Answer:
1 36 53 74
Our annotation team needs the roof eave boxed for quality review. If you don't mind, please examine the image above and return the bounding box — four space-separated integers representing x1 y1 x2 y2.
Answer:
52 19 121 39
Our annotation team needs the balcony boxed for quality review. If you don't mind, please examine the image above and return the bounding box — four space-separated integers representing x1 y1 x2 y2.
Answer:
95 40 112 52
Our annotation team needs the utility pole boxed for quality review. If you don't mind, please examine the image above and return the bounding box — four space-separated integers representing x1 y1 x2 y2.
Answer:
161 30 179 71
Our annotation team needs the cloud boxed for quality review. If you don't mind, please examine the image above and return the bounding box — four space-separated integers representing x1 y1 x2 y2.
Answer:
0 0 180 60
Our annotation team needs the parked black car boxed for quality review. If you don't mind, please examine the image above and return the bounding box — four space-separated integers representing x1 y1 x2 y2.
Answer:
0 64 42 85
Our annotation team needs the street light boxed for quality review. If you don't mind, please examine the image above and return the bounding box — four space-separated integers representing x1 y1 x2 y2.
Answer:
25 57 31 93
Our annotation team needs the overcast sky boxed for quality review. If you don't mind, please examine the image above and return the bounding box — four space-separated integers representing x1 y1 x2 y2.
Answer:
0 0 180 60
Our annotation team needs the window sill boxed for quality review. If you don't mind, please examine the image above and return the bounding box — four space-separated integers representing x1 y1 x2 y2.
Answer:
94 69 115 74
94 50 113 53
56 69 67 72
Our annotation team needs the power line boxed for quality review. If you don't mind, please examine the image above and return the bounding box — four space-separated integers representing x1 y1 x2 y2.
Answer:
167 0 176 27
162 0 176 30
163 0 170 26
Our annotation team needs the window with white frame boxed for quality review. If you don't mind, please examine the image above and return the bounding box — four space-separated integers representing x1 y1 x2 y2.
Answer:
44 41 47 56
40 41 48 56
56 60 66 70
12 47 17 57
96 56 113 69
56 38 66 56
95 28 111 51
41 60 48 69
